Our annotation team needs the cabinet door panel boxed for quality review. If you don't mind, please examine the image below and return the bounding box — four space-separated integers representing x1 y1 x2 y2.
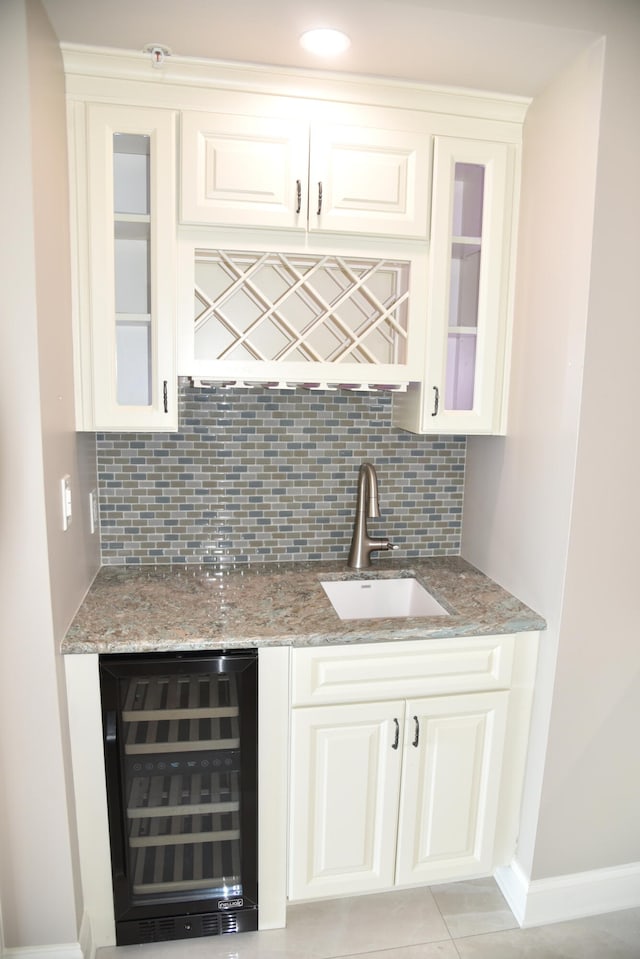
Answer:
392 136 517 435
309 124 430 238
395 691 508 885
84 104 177 430
180 110 308 229
289 701 403 900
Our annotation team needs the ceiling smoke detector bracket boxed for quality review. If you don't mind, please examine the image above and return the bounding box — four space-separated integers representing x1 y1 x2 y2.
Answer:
143 44 172 68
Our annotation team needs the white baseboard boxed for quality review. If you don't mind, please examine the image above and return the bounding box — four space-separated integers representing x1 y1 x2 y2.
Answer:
3 946 84 959
495 859 640 927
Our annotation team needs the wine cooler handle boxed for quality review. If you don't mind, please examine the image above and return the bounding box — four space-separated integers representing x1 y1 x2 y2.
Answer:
392 717 400 750
105 709 117 743
412 715 420 748
104 710 127 875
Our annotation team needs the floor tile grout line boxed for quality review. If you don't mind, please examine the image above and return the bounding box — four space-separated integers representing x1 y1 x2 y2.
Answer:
429 881 457 942
450 938 465 959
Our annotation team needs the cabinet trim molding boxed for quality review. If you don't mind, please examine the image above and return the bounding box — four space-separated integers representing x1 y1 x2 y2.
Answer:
61 45 531 126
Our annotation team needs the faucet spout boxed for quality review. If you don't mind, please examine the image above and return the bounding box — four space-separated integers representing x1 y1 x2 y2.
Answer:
347 462 398 569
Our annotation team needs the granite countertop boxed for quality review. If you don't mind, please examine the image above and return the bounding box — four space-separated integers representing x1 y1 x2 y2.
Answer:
62 556 545 654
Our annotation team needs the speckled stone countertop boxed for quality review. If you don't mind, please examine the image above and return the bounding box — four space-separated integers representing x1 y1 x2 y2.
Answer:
62 557 545 654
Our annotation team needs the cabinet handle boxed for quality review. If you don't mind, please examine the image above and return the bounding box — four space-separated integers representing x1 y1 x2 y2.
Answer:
392 717 400 750
412 715 420 748
163 380 168 414
317 181 323 216
431 385 439 417
295 179 302 215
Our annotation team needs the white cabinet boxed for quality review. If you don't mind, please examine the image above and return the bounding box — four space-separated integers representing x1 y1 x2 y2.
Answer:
180 109 308 231
288 636 521 901
393 137 518 434
395 692 508 886
65 52 524 432
289 691 507 900
180 105 431 239
71 103 177 431
308 121 431 238
289 700 403 898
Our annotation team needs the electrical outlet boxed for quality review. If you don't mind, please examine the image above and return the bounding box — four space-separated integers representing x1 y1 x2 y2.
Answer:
89 489 99 535
61 475 72 531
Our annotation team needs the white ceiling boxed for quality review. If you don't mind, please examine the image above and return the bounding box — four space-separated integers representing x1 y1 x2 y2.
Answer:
40 0 599 98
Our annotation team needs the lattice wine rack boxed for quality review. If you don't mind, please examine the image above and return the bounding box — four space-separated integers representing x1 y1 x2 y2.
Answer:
188 248 420 389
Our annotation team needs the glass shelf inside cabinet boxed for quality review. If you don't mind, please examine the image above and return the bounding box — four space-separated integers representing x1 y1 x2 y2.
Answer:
113 133 152 407
446 162 485 411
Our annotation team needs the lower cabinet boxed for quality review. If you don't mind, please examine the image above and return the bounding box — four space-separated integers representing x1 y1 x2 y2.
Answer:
289 691 507 900
289 700 403 899
394 692 508 887
288 635 534 902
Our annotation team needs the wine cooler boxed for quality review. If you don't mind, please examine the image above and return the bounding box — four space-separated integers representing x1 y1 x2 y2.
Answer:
99 650 258 945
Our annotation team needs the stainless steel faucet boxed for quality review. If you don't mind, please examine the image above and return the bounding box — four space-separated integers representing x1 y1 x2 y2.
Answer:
347 462 398 569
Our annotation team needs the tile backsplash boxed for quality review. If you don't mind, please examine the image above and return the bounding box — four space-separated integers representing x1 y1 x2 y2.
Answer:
97 380 466 565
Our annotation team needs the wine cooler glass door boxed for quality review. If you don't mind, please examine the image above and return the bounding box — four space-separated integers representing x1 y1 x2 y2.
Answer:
100 651 258 937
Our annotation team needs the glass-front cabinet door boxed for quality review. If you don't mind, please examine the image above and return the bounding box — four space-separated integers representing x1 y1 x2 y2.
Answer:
393 136 515 435
81 104 177 430
426 136 512 433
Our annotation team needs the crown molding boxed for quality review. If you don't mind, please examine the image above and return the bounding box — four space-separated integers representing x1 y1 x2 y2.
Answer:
60 43 530 125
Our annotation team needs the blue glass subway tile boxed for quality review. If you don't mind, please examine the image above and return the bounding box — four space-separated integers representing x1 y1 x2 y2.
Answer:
97 384 465 564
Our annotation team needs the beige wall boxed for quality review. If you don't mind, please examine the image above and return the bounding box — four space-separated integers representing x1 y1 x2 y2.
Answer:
0 0 99 949
464 0 640 882
463 37 604 875
531 5 640 876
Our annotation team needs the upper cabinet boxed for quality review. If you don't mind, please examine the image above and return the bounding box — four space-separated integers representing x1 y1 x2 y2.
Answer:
393 136 518 435
180 101 431 239
64 49 527 433
70 102 178 431
180 108 308 231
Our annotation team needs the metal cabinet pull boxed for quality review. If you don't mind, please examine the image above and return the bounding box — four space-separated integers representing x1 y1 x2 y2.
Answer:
317 181 323 216
431 385 439 417
163 380 168 414
392 718 400 750
295 179 302 214
412 715 420 748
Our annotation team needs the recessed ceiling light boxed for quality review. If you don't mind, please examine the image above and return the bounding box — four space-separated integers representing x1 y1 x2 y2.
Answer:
300 28 351 57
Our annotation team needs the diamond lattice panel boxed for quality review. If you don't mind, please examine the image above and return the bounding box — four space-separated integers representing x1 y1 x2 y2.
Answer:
193 250 411 367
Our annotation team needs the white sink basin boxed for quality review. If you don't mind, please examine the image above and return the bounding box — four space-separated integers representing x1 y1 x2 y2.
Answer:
321 577 449 620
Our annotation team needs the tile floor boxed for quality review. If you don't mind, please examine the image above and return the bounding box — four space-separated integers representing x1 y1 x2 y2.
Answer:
96 878 640 959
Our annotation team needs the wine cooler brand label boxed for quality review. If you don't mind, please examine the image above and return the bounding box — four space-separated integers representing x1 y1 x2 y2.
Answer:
219 898 244 910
